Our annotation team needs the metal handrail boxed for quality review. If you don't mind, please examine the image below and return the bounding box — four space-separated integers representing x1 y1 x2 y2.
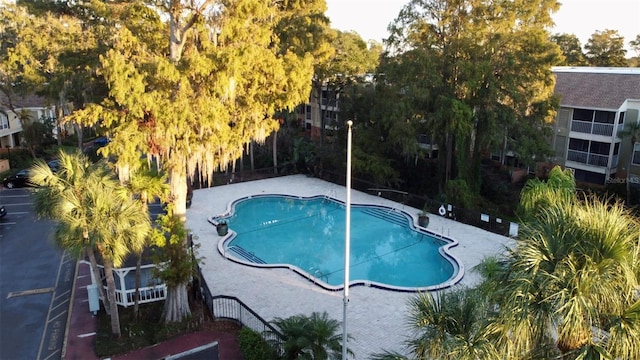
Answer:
198 274 284 347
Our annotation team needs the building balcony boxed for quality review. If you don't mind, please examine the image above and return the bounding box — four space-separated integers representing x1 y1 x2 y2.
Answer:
567 150 610 167
570 120 614 137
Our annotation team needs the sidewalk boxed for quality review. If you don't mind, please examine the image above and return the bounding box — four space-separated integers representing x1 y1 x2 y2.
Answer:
63 261 243 360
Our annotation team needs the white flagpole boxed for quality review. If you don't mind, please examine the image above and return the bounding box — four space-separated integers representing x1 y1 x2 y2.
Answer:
342 120 353 360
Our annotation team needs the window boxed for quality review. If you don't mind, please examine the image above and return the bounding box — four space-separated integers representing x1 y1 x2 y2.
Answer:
619 112 625 124
612 142 620 167
633 143 640 166
569 138 589 152
573 109 594 121
594 110 615 124
574 169 606 184
589 141 610 155
0 111 8 130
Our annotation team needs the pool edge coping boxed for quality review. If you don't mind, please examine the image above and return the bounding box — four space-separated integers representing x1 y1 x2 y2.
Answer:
209 193 465 293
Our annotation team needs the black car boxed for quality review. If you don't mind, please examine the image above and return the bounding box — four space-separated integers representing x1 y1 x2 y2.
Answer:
0 205 6 218
47 159 61 172
2 169 32 189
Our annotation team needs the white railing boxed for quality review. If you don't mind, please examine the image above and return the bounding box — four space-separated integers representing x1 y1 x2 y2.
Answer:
567 150 588 163
95 263 167 307
570 120 613 136
592 123 614 136
114 284 167 307
567 150 610 167
588 153 609 167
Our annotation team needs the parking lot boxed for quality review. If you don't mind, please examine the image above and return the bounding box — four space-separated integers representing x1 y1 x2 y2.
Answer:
0 187 72 360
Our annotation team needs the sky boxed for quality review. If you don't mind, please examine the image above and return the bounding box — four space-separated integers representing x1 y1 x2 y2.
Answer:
325 0 640 52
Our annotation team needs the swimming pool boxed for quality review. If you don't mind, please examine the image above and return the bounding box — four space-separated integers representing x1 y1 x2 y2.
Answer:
213 195 463 292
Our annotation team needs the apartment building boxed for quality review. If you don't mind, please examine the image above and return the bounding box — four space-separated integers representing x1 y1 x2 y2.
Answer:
298 85 340 139
550 67 640 185
0 93 56 149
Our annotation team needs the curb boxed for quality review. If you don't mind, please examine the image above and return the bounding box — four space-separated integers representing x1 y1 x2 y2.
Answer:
60 259 80 360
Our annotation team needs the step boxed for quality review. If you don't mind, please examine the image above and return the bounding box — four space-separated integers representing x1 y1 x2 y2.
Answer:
228 246 266 264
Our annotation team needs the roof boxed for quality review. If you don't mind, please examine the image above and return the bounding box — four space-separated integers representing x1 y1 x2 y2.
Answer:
0 92 50 110
552 67 640 110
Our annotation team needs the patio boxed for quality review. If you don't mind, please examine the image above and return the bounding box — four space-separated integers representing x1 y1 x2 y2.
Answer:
186 174 515 358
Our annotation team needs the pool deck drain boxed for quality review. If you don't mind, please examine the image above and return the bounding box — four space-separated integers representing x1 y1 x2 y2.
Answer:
187 175 515 358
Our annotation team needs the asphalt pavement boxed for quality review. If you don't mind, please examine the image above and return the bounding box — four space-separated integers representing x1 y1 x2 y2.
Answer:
0 187 71 359
1 186 242 360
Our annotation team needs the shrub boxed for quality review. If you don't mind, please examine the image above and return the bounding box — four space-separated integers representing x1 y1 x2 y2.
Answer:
445 178 474 209
238 327 276 360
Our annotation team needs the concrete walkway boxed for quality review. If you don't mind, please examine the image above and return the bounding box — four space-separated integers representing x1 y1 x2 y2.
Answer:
187 175 515 358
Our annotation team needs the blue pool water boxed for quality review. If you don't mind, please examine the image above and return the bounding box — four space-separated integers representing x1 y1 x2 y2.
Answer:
217 195 461 291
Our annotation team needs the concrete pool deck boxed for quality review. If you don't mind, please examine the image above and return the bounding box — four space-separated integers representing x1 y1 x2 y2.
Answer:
186 174 516 358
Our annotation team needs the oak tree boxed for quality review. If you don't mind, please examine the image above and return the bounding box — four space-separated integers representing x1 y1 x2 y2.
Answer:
585 29 628 67
384 0 561 191
68 0 332 322
550 33 587 66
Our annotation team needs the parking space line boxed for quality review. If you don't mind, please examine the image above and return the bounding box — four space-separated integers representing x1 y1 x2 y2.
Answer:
53 290 71 301
37 250 72 360
6 287 55 298
40 349 60 360
48 310 68 323
50 298 70 312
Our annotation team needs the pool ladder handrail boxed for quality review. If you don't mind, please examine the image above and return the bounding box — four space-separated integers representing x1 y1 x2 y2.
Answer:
323 190 337 200
308 267 329 284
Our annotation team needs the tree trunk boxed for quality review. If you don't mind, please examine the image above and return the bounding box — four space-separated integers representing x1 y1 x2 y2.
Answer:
102 257 121 337
74 123 83 149
170 169 188 222
273 130 278 174
445 131 453 183
56 93 65 146
164 168 191 322
86 248 110 315
250 141 255 171
317 84 324 147
133 254 142 319
627 139 635 205
163 284 191 322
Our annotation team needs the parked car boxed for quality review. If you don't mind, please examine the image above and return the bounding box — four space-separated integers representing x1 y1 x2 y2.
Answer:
94 137 110 147
2 169 33 189
47 159 61 172
0 205 6 218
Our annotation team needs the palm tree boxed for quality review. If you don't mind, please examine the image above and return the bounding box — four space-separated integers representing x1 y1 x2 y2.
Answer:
125 163 169 318
372 288 499 360
487 196 640 359
31 150 152 337
32 151 113 311
268 311 351 360
619 121 640 205
517 165 576 220
90 184 151 336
